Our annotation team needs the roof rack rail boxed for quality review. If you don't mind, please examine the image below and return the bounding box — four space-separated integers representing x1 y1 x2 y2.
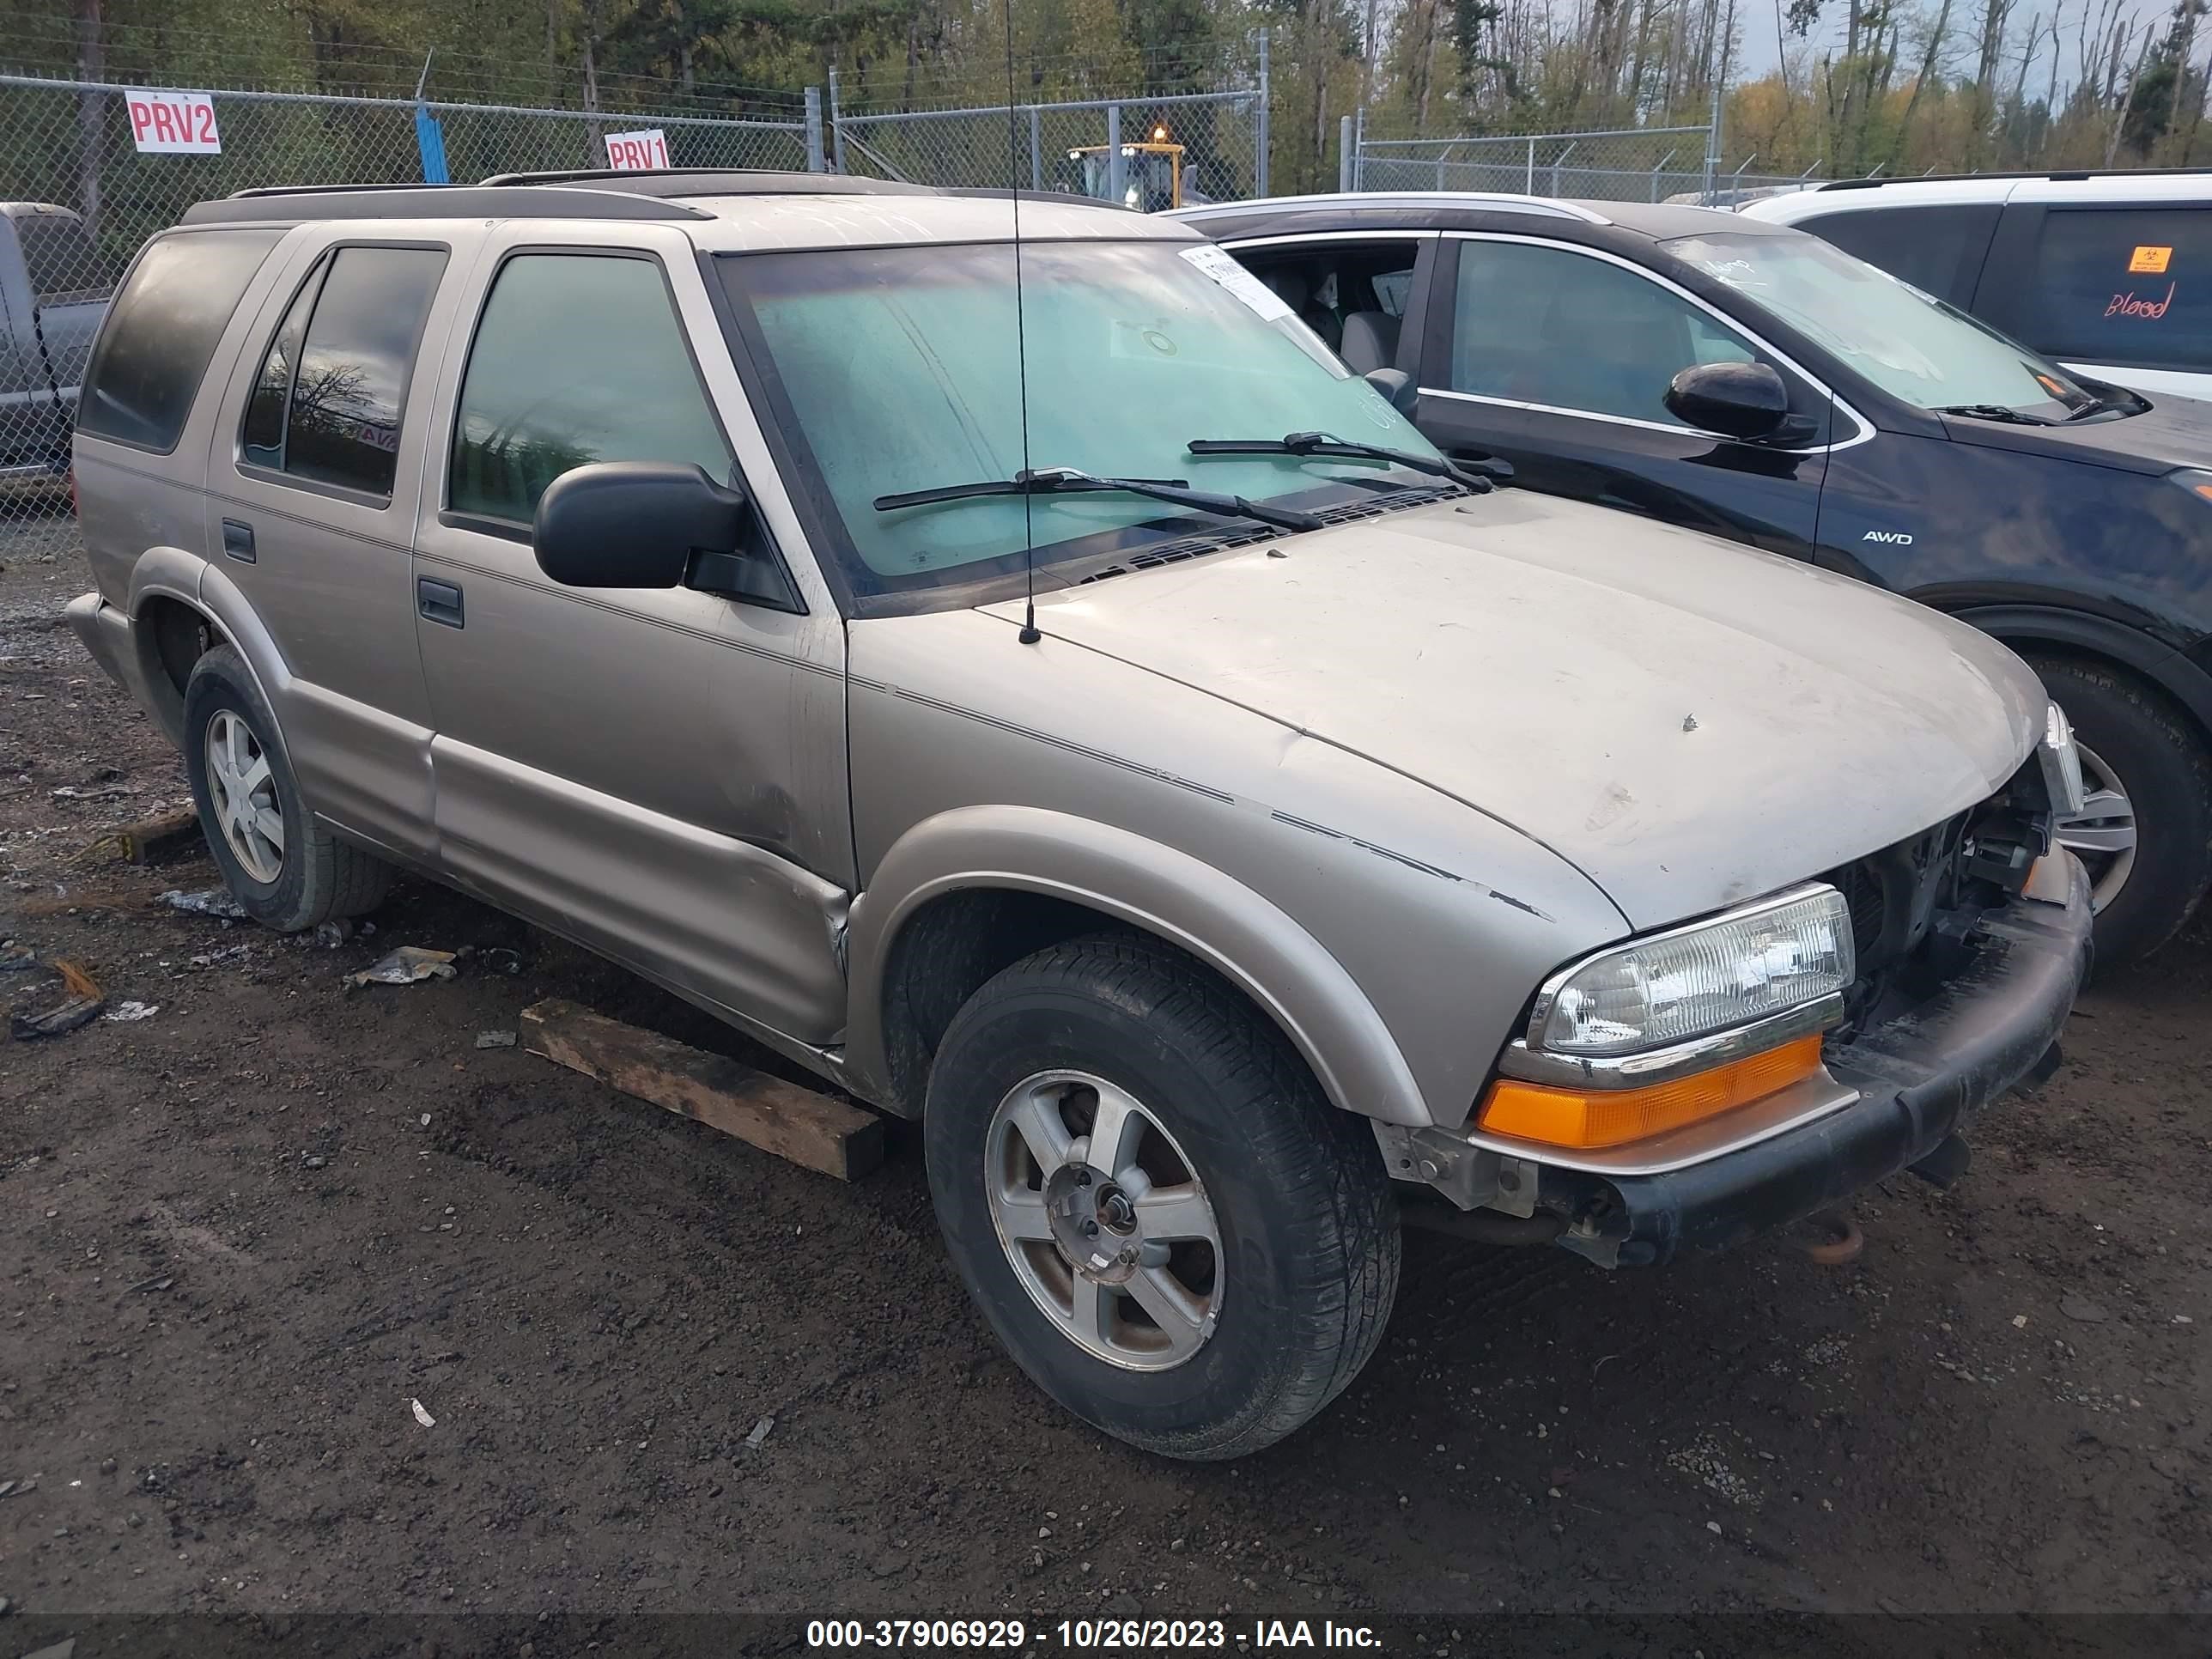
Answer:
477 166 936 197
226 181 435 199
182 168 935 228
1172 190 1608 224
1817 165 2212 191
938 186 1134 210
180 183 715 226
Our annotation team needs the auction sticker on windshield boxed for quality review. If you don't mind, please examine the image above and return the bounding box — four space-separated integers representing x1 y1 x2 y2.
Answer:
1181 244 1294 322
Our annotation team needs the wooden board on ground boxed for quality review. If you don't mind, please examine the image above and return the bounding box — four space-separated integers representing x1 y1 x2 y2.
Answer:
74 807 204 868
519 998 884 1181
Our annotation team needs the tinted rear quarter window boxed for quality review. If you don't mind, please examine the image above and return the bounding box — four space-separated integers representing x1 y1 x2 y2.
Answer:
2006 205 2212 371
77 229 282 453
1791 204 1999 305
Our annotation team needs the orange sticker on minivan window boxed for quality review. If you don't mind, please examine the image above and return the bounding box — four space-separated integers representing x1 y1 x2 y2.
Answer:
2130 245 2173 273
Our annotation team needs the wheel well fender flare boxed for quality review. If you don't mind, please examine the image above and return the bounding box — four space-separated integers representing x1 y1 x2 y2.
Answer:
1947 602 2212 741
125 549 292 729
186 562 294 716
842 805 1432 1127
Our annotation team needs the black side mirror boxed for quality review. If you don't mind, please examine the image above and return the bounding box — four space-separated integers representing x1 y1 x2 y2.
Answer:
534 461 750 592
1364 367 1419 416
1664 361 1793 441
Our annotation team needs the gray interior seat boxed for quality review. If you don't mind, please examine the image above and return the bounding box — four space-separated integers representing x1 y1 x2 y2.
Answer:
1339 311 1401 374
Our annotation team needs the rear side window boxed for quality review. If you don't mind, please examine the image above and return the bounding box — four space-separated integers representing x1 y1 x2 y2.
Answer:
239 245 447 498
15 214 102 300
448 253 730 526
77 229 282 453
1791 204 1998 305
2007 206 2212 371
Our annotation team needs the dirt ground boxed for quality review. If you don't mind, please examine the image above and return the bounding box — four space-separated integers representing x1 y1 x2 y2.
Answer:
3 513 2209 1651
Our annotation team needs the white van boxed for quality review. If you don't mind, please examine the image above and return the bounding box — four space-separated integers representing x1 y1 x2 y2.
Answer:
1741 170 2212 400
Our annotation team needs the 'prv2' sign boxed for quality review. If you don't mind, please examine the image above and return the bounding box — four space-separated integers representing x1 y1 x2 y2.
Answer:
605 129 670 170
126 90 222 154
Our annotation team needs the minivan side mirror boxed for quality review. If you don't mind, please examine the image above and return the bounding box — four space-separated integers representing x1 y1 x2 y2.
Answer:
1664 361 1794 441
1364 367 1419 416
533 462 750 592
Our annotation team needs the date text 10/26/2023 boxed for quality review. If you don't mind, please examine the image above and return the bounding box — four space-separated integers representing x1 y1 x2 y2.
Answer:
806 1620 1385 1650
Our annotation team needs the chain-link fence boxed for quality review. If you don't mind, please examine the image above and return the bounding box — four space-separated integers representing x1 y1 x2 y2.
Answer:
0 72 813 561
1350 125 1729 204
831 87 1267 207
0 57 1281 563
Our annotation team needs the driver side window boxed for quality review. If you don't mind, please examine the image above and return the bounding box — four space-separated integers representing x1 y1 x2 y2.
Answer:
449 252 732 527
1449 240 1762 426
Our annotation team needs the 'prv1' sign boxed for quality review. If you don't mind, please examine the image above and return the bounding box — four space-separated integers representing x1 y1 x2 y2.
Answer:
605 129 670 170
126 90 222 154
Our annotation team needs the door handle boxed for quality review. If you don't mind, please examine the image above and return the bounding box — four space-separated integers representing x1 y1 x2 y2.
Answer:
416 577 465 629
220 519 255 563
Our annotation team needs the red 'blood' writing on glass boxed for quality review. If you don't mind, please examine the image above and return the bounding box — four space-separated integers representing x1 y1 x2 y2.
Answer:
2106 282 2177 320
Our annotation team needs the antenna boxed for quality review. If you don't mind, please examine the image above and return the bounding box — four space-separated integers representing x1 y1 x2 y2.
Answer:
1005 0 1040 645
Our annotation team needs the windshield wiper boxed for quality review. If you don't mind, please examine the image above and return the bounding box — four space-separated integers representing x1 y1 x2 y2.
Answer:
872 465 1323 533
1186 430 1498 492
1931 404 2057 426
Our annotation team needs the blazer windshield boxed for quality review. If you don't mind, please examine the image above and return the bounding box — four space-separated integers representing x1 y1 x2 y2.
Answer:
718 239 1444 596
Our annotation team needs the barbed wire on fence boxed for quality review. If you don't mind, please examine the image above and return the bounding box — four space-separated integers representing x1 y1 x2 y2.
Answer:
831 86 1264 203
1 12 812 118
830 39 1266 117
1349 118 1826 205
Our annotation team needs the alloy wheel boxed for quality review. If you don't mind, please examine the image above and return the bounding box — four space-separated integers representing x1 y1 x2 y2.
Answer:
204 708 285 885
985 1070 1223 1371
2056 738 2136 914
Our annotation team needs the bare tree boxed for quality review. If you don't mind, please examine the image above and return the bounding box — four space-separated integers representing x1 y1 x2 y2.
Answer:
1887 0 1956 166
2106 27 2154 161
2169 0 2203 152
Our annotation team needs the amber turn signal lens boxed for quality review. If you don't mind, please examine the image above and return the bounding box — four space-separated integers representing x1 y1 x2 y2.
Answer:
1478 1034 1825 1151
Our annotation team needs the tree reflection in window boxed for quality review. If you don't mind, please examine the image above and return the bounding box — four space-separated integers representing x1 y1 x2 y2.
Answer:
240 245 447 497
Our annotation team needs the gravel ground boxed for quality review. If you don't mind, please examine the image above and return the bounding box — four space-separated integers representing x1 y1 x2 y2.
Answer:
2 520 2208 1651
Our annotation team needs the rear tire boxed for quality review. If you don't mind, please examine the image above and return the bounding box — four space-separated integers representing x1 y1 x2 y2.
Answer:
182 645 392 933
2030 653 2212 969
923 933 1399 1460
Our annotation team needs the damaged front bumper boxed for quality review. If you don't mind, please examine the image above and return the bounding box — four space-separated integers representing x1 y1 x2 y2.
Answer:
1389 857 2094 1267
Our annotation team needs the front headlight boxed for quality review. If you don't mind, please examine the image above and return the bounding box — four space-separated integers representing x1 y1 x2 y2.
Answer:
2039 699 2087 817
1529 884 1855 1057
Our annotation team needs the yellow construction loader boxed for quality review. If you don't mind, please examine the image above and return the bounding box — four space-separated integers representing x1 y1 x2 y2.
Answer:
1066 132 1186 212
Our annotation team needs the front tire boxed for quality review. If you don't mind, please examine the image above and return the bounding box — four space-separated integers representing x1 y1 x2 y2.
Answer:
2031 654 2212 969
923 934 1399 1460
182 645 392 933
